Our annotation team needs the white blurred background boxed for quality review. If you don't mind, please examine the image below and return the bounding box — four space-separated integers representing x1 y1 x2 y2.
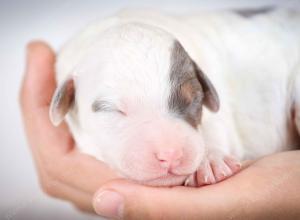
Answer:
1 0 299 219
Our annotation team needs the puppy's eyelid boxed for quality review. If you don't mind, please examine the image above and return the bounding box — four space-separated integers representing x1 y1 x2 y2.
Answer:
92 100 113 112
92 100 126 116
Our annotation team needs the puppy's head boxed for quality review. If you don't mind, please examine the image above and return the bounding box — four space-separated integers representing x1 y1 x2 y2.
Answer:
50 23 219 186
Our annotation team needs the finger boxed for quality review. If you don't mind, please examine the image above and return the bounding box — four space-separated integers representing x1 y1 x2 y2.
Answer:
95 152 300 220
20 41 73 156
39 167 94 213
49 150 119 194
21 41 56 109
31 141 117 201
19 42 118 193
30 132 118 195
35 151 95 212
92 180 236 220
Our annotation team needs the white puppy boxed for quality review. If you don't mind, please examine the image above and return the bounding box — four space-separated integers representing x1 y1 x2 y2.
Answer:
49 8 300 186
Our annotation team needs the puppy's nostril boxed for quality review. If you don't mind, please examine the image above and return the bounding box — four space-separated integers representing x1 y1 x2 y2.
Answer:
156 148 183 168
159 160 171 168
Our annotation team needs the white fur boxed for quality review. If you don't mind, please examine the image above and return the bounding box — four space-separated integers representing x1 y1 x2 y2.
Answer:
55 9 300 185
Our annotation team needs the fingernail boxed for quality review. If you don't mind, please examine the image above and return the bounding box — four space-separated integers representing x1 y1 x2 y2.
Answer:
94 190 124 219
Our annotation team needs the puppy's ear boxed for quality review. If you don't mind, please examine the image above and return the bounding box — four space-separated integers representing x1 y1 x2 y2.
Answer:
194 63 220 112
49 77 75 126
169 40 220 117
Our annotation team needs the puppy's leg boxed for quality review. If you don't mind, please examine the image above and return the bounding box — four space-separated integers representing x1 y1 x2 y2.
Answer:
185 149 241 187
195 150 241 186
186 116 242 187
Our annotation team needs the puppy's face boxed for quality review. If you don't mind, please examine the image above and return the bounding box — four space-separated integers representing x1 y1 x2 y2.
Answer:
50 23 219 186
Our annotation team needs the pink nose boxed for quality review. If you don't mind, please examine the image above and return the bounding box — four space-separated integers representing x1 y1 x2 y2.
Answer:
155 148 183 169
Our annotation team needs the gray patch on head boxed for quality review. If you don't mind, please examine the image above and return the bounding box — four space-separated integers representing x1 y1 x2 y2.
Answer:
168 41 204 128
234 6 275 18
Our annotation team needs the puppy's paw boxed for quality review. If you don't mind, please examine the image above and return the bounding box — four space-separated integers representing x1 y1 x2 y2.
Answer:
186 153 241 187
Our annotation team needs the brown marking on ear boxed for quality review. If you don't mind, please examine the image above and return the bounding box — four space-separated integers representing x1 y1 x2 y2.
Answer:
181 81 197 103
49 77 75 126
169 79 204 127
193 62 220 112
168 41 219 127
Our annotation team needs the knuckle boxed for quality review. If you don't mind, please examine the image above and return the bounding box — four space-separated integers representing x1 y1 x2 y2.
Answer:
38 161 62 198
43 159 60 181
39 175 60 197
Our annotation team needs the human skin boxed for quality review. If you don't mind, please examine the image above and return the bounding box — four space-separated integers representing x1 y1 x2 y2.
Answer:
20 41 300 219
94 152 300 219
20 41 118 212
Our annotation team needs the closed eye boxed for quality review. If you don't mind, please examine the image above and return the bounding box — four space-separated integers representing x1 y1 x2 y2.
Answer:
92 100 126 115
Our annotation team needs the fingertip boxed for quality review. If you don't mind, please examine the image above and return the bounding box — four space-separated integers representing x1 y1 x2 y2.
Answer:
22 40 57 106
26 40 53 55
95 182 150 220
93 190 124 219
93 180 134 219
26 40 55 68
94 179 200 219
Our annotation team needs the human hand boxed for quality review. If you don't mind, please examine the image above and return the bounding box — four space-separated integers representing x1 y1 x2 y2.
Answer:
20 42 300 220
93 151 300 219
19 41 118 212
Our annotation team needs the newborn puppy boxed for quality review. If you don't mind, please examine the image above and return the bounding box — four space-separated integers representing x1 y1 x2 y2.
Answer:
49 8 300 186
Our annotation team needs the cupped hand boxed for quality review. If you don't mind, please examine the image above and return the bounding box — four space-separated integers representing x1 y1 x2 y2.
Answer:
20 41 300 220
93 151 300 219
20 41 118 212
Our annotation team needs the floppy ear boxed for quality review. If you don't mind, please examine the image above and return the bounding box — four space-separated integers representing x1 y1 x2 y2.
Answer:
49 77 75 126
193 63 220 112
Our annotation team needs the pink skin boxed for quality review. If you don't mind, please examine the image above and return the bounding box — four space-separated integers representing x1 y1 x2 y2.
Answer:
117 112 241 186
156 148 183 169
185 155 241 187
113 113 202 186
111 98 241 187
118 126 201 186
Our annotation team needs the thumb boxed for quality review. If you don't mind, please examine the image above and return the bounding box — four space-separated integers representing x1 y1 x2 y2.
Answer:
92 179 229 220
